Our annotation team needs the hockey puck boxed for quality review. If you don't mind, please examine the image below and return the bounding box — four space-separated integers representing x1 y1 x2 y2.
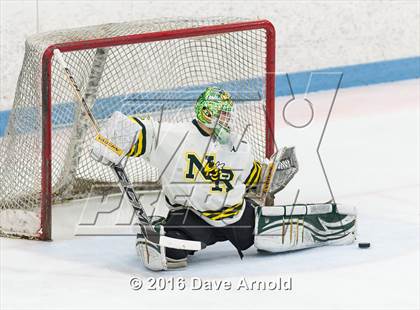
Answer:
358 242 370 249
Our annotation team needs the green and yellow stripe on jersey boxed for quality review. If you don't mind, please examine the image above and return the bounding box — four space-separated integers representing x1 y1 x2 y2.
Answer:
201 201 243 221
244 160 262 188
127 116 147 157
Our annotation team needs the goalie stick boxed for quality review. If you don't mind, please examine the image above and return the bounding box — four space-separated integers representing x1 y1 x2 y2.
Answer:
53 49 205 252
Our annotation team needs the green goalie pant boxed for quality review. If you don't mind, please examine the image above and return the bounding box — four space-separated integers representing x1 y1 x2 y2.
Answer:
254 203 357 253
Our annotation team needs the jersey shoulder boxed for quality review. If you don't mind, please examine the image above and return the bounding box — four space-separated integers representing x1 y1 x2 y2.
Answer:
230 133 253 153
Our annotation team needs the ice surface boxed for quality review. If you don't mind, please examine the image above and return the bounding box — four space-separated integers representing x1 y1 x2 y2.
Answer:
1 80 419 309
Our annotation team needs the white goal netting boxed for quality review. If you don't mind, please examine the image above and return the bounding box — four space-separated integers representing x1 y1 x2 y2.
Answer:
0 17 274 239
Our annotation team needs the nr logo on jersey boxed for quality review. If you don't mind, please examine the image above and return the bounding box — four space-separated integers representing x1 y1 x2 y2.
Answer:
185 153 234 192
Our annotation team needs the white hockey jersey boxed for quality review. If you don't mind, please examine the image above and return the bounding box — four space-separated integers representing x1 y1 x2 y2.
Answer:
127 116 262 226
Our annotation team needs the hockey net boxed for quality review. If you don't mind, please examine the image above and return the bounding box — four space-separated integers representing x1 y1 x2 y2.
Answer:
0 17 275 240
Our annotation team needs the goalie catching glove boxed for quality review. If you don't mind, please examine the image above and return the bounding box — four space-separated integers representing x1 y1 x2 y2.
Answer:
247 146 299 204
269 146 299 195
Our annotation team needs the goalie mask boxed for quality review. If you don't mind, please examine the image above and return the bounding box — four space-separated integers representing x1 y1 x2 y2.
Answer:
195 87 234 144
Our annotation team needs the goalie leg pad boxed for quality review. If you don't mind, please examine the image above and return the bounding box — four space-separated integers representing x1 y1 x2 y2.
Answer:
135 227 188 271
254 203 357 253
136 232 168 271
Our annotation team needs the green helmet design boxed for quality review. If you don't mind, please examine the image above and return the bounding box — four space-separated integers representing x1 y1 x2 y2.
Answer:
195 87 233 128
194 87 234 145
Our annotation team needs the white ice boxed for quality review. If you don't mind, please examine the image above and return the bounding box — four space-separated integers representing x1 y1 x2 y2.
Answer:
1 79 419 310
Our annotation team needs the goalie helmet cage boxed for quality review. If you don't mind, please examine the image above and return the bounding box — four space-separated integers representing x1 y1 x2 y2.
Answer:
0 17 275 240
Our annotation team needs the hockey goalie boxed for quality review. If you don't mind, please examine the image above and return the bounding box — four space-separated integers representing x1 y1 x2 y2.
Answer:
91 87 357 271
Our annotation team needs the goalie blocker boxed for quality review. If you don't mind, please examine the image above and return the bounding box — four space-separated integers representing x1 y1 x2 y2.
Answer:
137 201 357 271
